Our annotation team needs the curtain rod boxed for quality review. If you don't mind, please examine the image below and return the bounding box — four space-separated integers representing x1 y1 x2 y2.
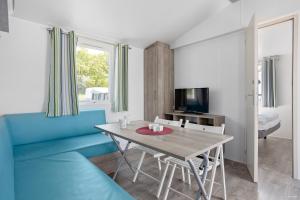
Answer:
258 55 280 61
47 28 131 49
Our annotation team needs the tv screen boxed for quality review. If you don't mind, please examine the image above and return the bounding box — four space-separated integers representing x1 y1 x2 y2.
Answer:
175 88 209 113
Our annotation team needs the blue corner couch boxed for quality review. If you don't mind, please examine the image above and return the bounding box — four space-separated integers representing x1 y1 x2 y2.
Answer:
0 110 134 200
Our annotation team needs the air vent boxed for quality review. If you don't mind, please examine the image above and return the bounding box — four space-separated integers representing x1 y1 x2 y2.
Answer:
0 0 9 32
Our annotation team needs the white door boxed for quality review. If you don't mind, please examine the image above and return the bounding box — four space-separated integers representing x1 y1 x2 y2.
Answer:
246 15 258 182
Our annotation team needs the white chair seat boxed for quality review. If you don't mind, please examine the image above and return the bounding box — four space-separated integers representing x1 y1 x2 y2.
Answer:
165 156 220 175
135 145 165 158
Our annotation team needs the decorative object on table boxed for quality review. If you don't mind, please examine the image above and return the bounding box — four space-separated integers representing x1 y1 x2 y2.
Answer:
148 123 163 132
148 123 155 130
119 116 128 129
159 125 164 131
153 125 160 132
136 126 173 135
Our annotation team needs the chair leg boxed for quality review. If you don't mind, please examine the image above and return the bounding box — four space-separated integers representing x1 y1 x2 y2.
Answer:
156 161 170 198
187 169 191 185
163 163 177 200
133 151 146 183
220 147 227 200
208 146 221 200
181 166 186 182
158 157 162 171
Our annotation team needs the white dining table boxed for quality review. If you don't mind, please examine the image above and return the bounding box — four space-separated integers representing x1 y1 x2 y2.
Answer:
96 120 233 200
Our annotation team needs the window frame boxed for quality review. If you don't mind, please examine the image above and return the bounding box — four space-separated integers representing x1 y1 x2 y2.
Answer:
76 37 114 107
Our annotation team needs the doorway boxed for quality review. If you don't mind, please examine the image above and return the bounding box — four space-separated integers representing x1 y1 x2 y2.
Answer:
256 15 296 183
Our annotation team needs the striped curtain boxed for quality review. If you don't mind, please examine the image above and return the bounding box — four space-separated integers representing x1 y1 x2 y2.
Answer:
112 44 129 112
262 56 278 107
47 27 79 117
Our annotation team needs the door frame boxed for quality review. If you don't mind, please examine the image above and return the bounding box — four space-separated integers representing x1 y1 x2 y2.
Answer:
256 14 299 179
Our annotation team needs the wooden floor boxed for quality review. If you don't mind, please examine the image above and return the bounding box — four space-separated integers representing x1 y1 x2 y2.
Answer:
91 137 300 200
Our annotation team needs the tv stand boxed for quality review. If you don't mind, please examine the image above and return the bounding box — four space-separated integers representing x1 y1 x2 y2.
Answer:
165 112 225 126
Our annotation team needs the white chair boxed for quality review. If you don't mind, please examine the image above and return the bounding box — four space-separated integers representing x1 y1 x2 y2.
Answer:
132 116 183 198
163 121 226 200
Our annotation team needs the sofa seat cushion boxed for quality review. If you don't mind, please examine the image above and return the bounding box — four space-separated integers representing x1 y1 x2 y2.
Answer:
14 133 117 161
15 152 134 200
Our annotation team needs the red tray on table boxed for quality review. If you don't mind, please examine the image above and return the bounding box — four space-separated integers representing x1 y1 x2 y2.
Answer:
136 126 173 135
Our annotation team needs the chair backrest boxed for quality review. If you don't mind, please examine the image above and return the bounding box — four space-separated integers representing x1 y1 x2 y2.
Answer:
154 116 183 127
184 120 225 135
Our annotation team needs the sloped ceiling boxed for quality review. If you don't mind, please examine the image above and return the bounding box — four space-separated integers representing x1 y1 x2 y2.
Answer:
13 0 231 48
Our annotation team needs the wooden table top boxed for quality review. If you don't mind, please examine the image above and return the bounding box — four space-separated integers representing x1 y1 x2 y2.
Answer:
95 121 233 161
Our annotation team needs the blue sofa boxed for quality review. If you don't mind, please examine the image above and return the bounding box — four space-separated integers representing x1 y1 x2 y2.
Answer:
0 110 134 200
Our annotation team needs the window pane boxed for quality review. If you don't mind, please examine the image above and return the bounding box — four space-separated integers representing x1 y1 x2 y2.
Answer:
76 46 110 102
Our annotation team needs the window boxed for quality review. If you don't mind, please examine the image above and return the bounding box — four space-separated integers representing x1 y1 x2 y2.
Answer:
76 44 111 104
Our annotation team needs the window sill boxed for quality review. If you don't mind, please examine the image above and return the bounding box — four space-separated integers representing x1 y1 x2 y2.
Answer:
79 101 111 108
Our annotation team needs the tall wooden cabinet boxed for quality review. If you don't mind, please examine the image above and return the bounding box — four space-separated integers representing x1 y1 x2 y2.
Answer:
144 41 174 121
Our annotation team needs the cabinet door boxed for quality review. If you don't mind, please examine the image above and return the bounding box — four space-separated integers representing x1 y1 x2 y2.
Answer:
157 46 174 117
156 46 165 118
164 49 174 114
144 46 158 121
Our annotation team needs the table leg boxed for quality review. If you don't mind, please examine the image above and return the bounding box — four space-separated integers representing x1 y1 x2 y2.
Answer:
201 152 209 184
187 159 208 200
196 152 209 199
220 146 227 200
109 134 135 180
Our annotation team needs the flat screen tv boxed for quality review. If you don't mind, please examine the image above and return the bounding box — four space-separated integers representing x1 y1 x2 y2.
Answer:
175 88 209 113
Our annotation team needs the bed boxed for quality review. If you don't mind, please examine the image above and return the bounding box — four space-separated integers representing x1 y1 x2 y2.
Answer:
258 110 281 139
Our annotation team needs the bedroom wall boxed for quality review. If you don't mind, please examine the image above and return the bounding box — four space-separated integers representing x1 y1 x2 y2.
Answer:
174 30 246 163
258 20 293 140
0 17 144 123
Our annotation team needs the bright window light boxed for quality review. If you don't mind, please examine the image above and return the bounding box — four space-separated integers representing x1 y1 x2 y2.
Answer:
76 46 110 103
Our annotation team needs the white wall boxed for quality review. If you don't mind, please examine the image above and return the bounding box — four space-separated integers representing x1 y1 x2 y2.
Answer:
258 21 293 139
242 0 300 26
0 17 49 115
171 2 243 49
0 17 144 123
174 31 246 162
171 0 300 177
171 0 300 49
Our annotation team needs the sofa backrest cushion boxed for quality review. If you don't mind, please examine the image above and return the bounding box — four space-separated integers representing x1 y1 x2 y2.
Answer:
5 110 106 145
0 117 15 200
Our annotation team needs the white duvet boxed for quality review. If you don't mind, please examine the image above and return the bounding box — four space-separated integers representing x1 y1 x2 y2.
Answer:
258 110 281 131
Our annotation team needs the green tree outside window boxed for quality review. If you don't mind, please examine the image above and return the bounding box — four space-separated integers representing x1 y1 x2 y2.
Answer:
76 47 109 101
